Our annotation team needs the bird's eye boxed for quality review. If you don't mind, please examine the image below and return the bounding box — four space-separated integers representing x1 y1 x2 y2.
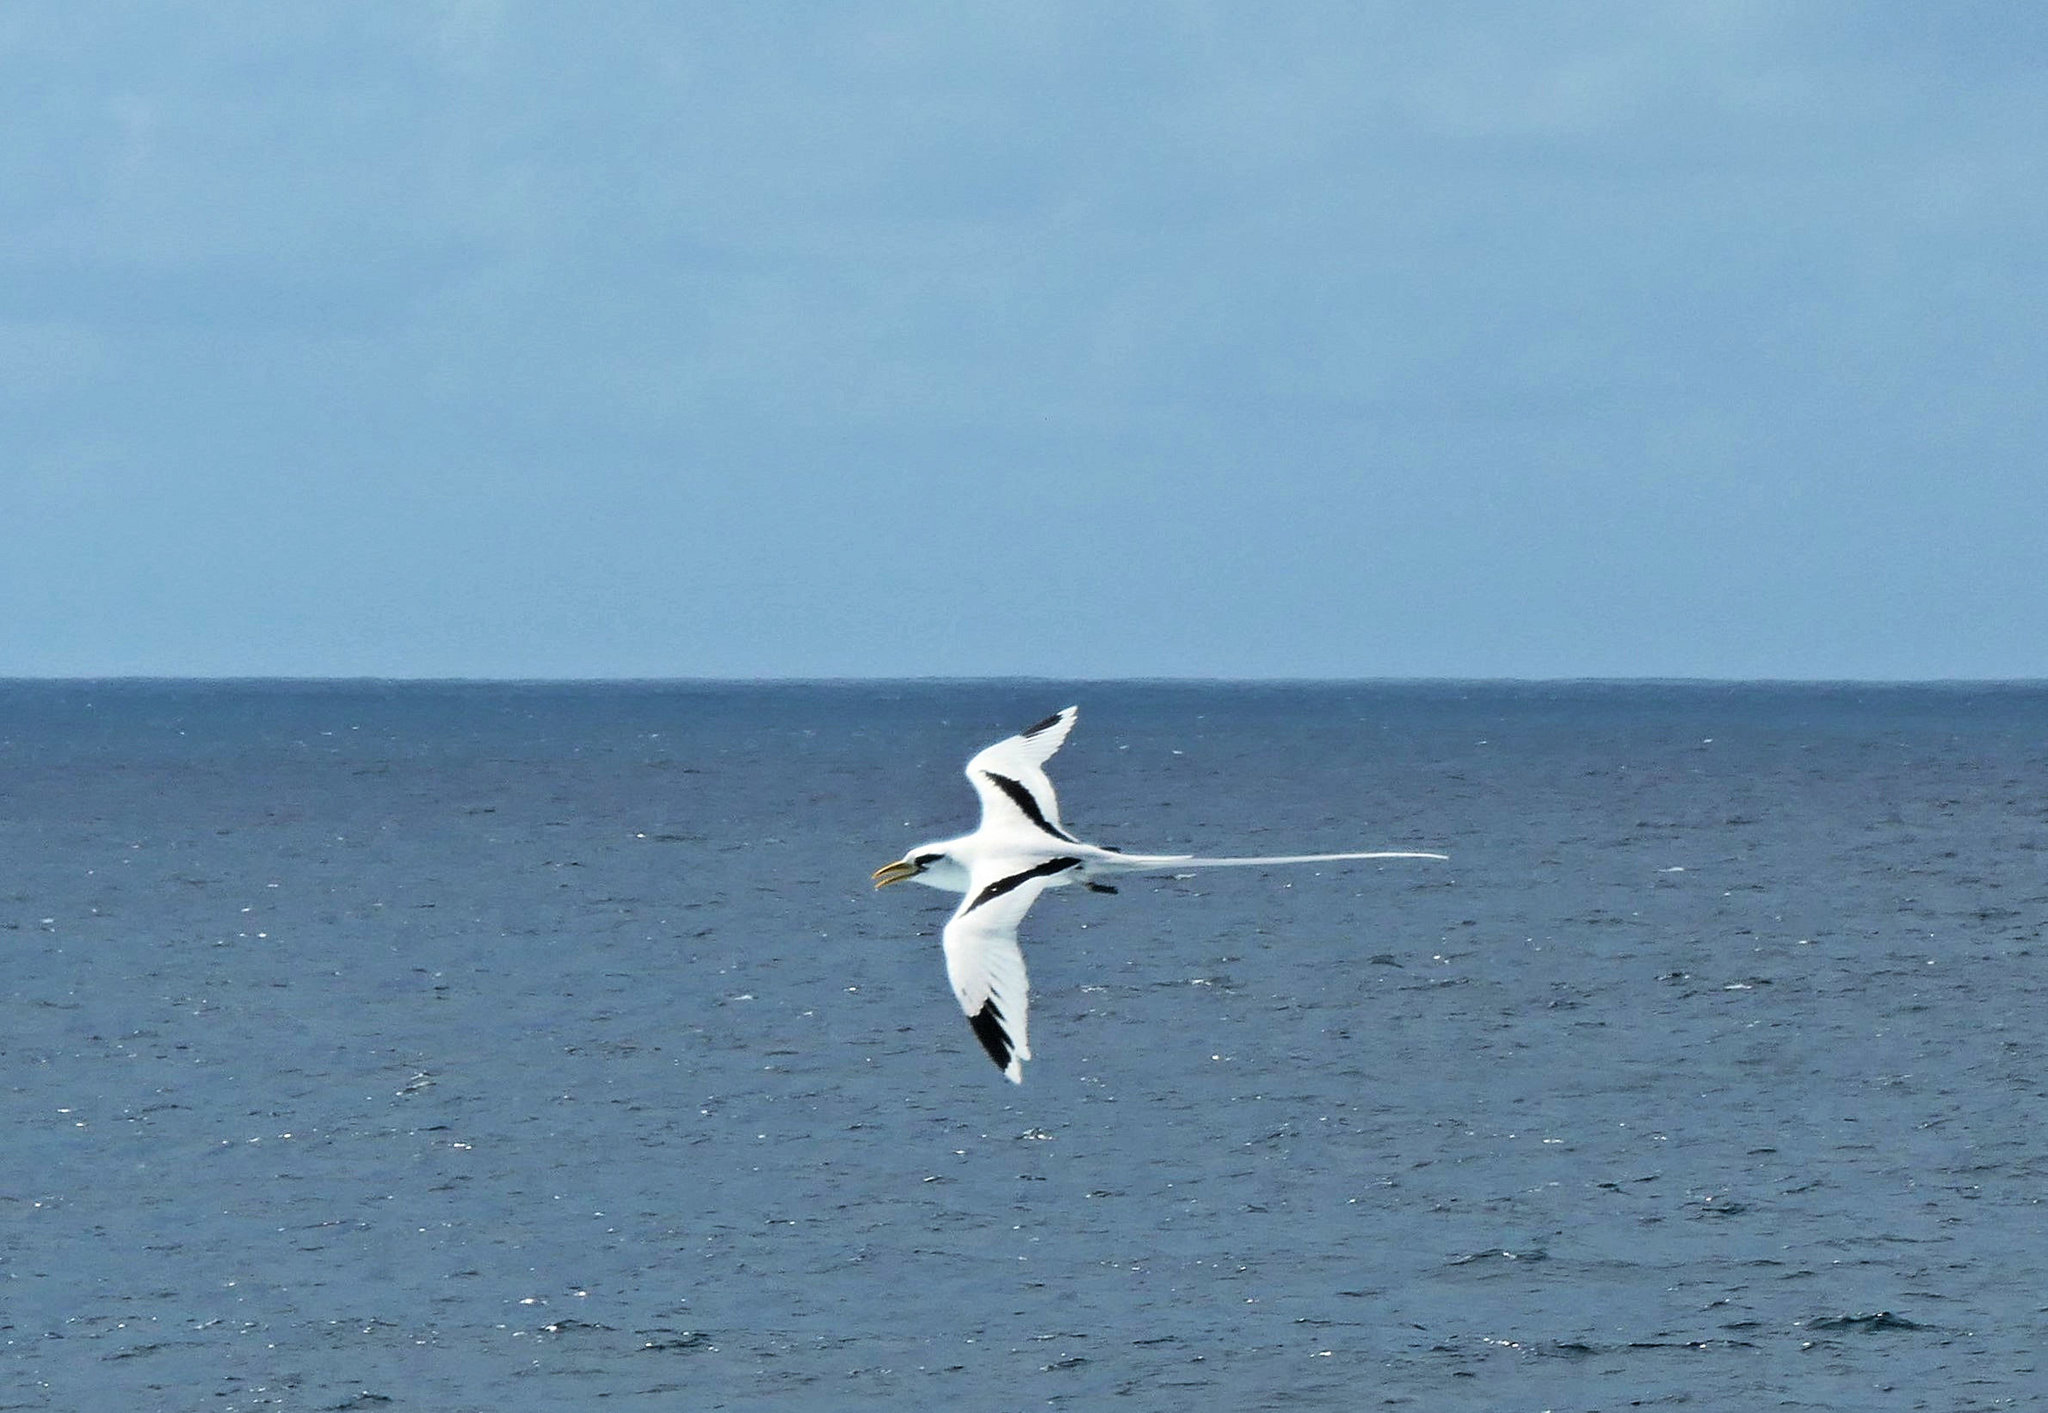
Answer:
915 854 940 867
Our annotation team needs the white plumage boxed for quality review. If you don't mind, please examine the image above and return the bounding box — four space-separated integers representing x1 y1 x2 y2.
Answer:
873 707 1447 1083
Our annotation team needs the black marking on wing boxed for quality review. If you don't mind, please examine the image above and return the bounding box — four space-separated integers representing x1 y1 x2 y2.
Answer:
982 770 1078 842
1021 711 1066 739
965 856 1081 914
968 999 1012 1072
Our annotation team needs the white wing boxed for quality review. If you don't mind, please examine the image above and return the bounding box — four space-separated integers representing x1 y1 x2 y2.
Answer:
940 854 1081 1083
964 706 1080 843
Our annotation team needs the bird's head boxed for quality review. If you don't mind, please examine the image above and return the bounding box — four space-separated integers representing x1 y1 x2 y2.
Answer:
873 846 947 889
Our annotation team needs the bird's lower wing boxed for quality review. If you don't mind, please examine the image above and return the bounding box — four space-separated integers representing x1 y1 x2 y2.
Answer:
940 857 1078 1083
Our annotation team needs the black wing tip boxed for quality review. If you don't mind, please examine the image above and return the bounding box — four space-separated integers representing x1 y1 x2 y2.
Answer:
968 1000 1014 1073
1020 708 1071 739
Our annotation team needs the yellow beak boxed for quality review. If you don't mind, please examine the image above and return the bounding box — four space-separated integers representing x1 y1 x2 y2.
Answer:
872 859 920 889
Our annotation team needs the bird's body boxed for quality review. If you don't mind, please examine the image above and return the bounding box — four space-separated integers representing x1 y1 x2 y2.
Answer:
873 707 1446 1083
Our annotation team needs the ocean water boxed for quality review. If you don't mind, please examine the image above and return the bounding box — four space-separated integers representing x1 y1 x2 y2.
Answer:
2 680 2044 1411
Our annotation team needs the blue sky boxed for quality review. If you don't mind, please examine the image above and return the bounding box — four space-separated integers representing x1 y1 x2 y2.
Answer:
4 3 2044 678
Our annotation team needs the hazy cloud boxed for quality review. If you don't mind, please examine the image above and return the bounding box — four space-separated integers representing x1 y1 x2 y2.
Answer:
3 2 2044 675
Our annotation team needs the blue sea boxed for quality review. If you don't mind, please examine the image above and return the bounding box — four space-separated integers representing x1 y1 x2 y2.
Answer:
3 681 2043 1410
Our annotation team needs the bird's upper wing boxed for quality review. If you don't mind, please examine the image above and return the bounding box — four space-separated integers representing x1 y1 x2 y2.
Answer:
940 854 1081 1083
964 706 1080 843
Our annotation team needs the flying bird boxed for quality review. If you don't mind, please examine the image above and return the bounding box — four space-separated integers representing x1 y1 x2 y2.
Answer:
872 707 1446 1082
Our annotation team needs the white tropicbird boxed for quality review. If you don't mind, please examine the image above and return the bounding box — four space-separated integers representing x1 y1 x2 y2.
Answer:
872 707 1447 1083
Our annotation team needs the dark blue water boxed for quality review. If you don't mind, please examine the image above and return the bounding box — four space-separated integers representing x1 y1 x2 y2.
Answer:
3 681 2044 1410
